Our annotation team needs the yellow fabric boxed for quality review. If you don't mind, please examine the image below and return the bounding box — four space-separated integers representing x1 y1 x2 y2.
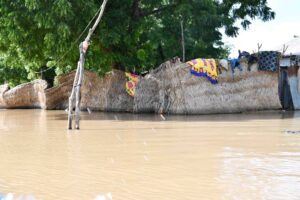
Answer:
125 72 139 97
187 58 218 83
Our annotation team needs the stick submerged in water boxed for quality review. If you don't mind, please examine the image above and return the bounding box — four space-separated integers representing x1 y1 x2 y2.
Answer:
68 0 108 130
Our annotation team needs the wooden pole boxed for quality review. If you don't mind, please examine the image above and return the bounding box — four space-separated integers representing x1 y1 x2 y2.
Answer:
68 61 80 129
68 0 108 130
180 20 185 62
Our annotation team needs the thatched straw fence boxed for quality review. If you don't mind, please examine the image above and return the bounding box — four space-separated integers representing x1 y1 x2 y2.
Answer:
45 70 133 112
134 59 281 114
0 80 47 109
0 59 282 114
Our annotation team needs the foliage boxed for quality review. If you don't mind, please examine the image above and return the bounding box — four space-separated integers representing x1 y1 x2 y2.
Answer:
0 0 275 85
0 56 29 87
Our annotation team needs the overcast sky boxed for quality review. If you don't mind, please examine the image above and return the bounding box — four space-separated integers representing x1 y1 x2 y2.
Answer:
222 0 300 58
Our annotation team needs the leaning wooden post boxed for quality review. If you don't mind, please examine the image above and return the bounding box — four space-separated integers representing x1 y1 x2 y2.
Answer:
68 61 80 129
68 0 108 130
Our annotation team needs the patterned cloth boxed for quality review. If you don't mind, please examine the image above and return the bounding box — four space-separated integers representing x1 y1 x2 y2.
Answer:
125 72 139 97
258 51 280 72
187 58 218 84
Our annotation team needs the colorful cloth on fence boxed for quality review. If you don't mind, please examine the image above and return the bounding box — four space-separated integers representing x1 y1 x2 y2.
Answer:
258 51 280 72
187 58 218 84
125 72 139 97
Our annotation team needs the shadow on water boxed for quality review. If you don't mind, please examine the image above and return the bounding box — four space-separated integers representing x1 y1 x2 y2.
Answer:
52 109 300 122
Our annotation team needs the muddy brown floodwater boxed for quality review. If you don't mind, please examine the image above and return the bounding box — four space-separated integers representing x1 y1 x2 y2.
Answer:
0 110 300 200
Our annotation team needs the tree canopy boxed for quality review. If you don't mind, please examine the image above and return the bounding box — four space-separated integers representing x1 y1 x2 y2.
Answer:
0 0 275 86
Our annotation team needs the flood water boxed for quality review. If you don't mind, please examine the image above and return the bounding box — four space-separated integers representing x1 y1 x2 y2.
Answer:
0 110 300 200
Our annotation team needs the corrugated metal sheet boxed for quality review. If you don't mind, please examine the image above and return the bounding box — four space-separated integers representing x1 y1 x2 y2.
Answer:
280 57 291 67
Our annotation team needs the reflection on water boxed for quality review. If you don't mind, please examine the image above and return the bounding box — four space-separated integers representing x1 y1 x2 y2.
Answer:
0 110 300 200
52 109 300 122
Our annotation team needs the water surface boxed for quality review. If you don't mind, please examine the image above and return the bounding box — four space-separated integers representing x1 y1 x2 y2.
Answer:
0 110 300 199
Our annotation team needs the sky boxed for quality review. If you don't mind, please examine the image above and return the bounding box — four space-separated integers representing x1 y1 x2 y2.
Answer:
222 0 300 58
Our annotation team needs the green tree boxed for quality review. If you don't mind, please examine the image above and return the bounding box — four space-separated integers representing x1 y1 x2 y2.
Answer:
0 0 275 86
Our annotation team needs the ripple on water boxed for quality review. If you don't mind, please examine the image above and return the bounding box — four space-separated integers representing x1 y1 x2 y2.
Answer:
218 148 300 200
1 110 300 199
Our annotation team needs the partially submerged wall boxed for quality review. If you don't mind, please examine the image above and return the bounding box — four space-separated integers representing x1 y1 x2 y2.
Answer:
134 59 281 114
45 70 133 112
0 80 47 109
0 60 282 114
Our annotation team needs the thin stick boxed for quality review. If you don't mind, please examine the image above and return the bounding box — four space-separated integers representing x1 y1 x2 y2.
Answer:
68 0 108 130
85 0 108 42
282 44 289 55
257 43 262 52
180 20 185 62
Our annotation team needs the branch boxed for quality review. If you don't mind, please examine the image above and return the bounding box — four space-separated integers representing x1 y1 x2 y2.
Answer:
139 3 177 18
68 0 109 129
132 0 141 18
181 20 185 62
85 0 108 42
